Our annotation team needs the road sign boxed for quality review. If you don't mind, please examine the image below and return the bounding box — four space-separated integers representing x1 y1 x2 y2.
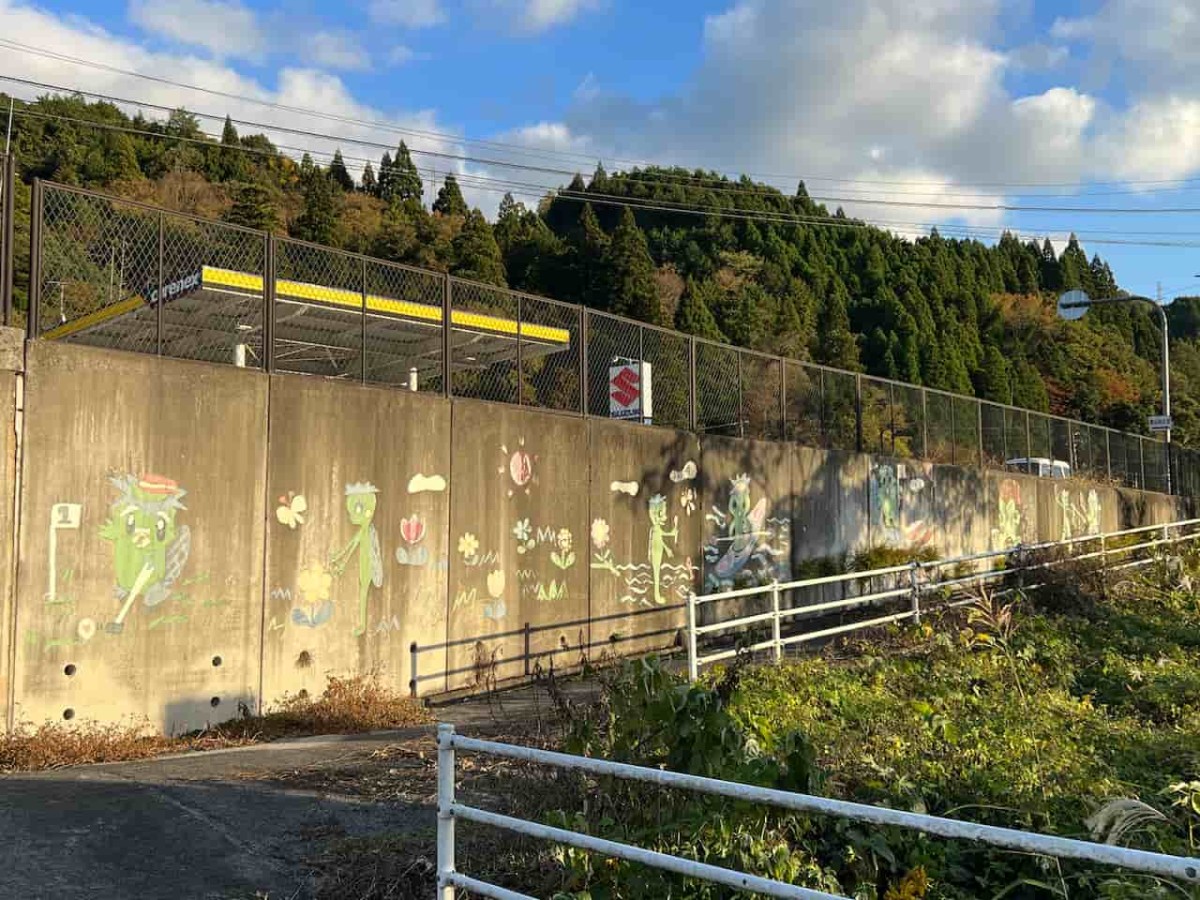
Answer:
1057 289 1091 321
1148 415 1173 432
609 361 653 422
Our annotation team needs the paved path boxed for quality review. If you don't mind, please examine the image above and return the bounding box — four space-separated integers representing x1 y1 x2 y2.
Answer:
0 680 594 899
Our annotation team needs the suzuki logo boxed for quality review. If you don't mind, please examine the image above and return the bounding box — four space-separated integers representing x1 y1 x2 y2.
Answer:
610 366 640 408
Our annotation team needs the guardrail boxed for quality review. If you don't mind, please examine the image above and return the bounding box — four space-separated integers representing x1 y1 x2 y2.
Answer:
434 724 1200 899
409 601 684 698
687 518 1200 678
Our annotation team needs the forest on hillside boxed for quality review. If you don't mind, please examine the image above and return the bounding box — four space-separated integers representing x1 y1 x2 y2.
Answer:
5 92 1200 444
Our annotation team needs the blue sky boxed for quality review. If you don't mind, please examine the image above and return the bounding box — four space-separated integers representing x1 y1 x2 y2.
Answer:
2 0 1200 301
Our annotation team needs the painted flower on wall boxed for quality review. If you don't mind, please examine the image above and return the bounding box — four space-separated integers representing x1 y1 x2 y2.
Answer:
396 515 430 567
680 488 697 516
551 528 576 570
400 515 426 545
276 492 308 529
513 518 536 554
457 533 480 560
486 569 505 599
298 562 333 602
591 518 610 550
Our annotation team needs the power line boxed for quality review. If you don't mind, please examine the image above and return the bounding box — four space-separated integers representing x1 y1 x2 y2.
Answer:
6 37 1200 199
14 102 1200 251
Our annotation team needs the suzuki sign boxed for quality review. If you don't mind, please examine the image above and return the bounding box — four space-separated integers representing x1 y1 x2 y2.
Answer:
609 361 653 422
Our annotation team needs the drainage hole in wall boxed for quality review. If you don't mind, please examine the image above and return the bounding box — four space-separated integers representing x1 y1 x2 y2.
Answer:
211 656 222 667
210 696 221 708
297 689 309 700
64 664 77 677
62 708 75 721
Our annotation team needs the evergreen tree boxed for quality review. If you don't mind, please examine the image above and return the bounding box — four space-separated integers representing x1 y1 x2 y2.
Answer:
451 209 507 286
377 151 394 201
571 203 611 309
360 162 377 195
393 142 423 202
292 169 337 244
212 115 247 182
1039 238 1063 292
814 285 860 370
1011 352 1050 412
1059 234 1090 292
328 150 354 192
605 207 662 325
224 182 276 232
432 174 468 217
976 343 1013 403
675 278 726 342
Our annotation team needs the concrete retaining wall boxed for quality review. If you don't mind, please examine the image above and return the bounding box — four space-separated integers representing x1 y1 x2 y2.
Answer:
1 339 1195 731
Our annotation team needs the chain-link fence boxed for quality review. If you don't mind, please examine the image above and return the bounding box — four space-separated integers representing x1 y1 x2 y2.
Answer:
26 178 1200 496
1 153 13 326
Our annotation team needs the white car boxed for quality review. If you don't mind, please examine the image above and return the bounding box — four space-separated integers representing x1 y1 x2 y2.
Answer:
1005 457 1071 479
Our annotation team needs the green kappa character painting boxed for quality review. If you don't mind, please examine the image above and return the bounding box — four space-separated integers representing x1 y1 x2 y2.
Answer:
99 474 191 634
647 494 679 606
328 482 383 637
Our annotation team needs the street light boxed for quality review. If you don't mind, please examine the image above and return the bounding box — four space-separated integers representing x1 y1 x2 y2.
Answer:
1057 289 1172 493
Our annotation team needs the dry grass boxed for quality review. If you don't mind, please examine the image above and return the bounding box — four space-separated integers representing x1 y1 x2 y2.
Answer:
0 673 431 773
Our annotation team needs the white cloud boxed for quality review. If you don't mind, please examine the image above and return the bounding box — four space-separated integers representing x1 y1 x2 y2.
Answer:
1008 42 1069 71
471 0 600 33
0 0 463 187
1094 96 1200 181
1052 0 1200 89
303 31 372 71
368 0 446 28
386 44 429 66
128 0 265 60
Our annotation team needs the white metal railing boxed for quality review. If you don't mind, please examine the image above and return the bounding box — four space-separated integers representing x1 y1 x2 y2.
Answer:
687 518 1200 678
434 724 1200 898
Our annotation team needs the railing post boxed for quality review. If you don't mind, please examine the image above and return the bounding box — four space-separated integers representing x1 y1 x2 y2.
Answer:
909 561 921 624
517 293 524 405
523 622 531 677
409 641 419 699
771 582 782 663
686 592 698 681
437 723 457 900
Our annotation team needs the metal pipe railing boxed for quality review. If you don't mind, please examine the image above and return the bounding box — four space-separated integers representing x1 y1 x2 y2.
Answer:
436 725 1200 898
688 518 1200 675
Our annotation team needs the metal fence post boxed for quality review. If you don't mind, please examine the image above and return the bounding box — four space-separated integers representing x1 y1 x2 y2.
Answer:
437 723 457 900
517 293 524 406
156 211 164 355
771 582 782 663
263 234 275 372
360 256 368 383
855 373 864 454
685 592 698 681
1105 430 1113 482
28 179 42 337
736 350 744 438
909 561 921 624
688 337 698 432
442 275 452 397
778 359 787 441
920 388 928 461
1 154 13 326
579 307 589 415
409 641 419 698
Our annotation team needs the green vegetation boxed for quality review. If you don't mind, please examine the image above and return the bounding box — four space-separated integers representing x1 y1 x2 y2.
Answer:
6 92 1200 443
425 551 1200 899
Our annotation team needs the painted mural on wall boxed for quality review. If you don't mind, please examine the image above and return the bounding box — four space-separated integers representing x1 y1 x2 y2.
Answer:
991 479 1027 550
703 473 790 592
1056 486 1102 541
591 479 699 608
30 472 234 653
869 461 935 548
99 474 192 634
